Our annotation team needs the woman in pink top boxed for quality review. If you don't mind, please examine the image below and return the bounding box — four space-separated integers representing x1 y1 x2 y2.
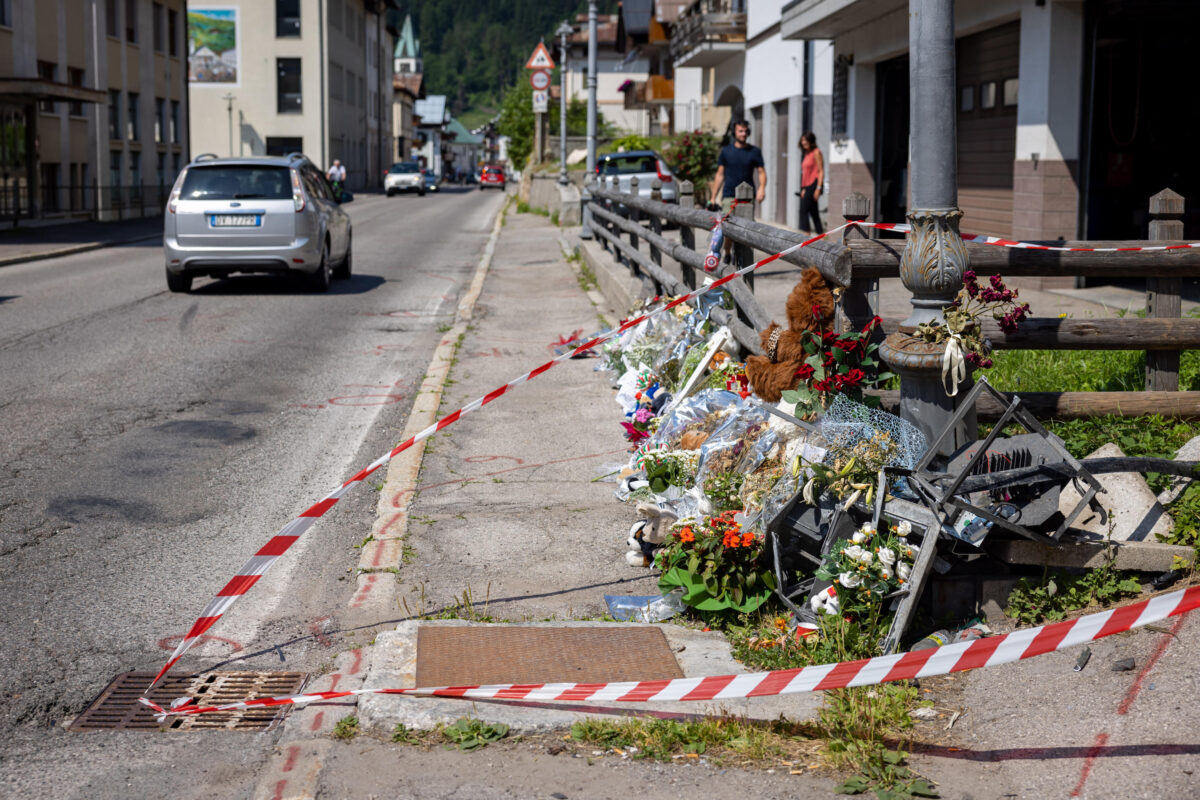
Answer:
798 131 825 234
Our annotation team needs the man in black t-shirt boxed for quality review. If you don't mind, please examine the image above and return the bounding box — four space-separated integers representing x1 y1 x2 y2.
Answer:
709 120 766 263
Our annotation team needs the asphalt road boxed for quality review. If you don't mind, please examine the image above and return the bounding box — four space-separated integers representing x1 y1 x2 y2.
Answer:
0 187 504 796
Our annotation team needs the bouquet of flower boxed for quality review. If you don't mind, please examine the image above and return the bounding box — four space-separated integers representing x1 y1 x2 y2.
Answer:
916 270 1031 371
813 520 916 620
656 510 777 612
641 449 699 494
800 429 899 510
781 316 893 418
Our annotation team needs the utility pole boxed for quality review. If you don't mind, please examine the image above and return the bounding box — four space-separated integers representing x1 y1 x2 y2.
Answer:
879 0 974 454
581 1 598 238
221 93 235 157
557 21 572 185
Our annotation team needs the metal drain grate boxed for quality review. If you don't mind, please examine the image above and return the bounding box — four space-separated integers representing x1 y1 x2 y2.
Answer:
415 626 684 688
69 671 307 732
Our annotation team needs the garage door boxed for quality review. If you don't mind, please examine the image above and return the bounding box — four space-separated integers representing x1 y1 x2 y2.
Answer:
956 21 1019 237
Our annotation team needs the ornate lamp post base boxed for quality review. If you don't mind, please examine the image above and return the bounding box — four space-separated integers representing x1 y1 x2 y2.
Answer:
879 333 976 459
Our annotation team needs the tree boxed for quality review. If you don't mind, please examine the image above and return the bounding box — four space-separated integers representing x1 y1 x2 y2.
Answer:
497 82 534 169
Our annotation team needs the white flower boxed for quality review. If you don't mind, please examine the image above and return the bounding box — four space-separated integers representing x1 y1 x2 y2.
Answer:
843 544 865 562
897 520 912 537
860 523 877 537
879 567 892 581
856 549 874 566
877 547 897 567
851 531 868 544
897 562 911 581
838 571 862 588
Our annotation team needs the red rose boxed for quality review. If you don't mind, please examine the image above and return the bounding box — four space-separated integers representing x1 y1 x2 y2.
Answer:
794 363 815 381
861 315 883 334
813 377 835 393
838 368 865 388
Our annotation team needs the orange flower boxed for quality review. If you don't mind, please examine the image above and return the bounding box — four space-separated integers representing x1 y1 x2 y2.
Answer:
741 532 755 547
773 617 788 631
679 528 695 543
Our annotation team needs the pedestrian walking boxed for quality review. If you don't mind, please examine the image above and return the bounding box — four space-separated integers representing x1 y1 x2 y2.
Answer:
708 119 766 264
797 131 825 235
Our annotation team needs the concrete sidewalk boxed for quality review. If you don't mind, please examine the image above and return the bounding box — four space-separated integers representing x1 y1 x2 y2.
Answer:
0 215 162 267
355 208 822 734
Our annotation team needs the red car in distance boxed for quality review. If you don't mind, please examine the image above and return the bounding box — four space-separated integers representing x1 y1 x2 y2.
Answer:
479 165 506 190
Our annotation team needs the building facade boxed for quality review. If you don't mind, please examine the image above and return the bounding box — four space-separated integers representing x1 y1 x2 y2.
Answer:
187 0 397 192
781 0 1200 254
391 12 422 162
566 13 650 136
0 0 189 221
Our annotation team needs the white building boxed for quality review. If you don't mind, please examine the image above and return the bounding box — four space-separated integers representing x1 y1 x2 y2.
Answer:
188 0 397 192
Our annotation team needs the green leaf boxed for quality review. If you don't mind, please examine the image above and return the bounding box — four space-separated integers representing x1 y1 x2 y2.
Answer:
909 779 940 797
834 776 869 794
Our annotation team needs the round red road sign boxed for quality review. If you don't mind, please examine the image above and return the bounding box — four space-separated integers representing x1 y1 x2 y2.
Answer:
529 69 551 91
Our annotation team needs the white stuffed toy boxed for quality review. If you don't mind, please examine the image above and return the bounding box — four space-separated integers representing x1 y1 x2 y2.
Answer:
624 502 679 567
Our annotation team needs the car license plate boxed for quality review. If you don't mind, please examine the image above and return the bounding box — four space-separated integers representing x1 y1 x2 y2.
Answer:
211 214 259 227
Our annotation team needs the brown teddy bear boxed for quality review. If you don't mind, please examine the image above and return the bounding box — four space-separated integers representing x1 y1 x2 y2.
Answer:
744 267 837 402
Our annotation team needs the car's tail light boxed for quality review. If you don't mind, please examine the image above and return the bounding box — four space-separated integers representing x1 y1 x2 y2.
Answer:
291 168 305 212
167 167 188 213
656 159 673 183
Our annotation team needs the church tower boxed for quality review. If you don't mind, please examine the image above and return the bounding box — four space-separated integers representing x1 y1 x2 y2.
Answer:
393 14 422 75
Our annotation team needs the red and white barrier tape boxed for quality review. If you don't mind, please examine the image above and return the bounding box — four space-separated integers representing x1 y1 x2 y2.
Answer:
142 584 1199 720
866 222 1200 252
145 215 1200 697
143 220 844 694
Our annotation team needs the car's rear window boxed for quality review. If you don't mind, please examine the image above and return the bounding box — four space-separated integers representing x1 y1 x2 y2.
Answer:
483 167 501 176
599 156 656 175
181 166 292 200
389 163 419 174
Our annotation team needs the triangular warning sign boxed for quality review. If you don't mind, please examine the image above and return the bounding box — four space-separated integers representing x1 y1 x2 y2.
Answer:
525 41 555 70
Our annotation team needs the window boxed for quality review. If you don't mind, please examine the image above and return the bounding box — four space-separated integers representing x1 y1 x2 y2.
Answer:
37 61 56 113
170 100 180 143
329 0 342 31
181 165 294 200
330 62 343 102
1002 78 1019 107
276 0 300 37
127 92 139 139
108 90 121 139
130 150 141 186
125 0 137 42
40 163 60 211
154 97 165 142
277 58 302 113
979 81 997 110
152 3 163 51
106 0 118 37
68 68 86 116
167 8 178 56
0 0 11 27
265 136 303 156
959 85 975 112
831 54 850 141
110 150 122 187
156 151 165 187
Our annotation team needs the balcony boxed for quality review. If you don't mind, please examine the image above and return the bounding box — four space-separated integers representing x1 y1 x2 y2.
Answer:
622 75 675 110
670 0 747 69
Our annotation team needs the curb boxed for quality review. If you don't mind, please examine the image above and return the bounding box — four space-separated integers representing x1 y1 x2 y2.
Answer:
351 198 510 602
0 232 162 268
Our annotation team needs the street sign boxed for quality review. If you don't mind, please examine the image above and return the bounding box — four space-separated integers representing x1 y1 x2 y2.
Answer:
525 41 555 70
529 69 551 91
532 90 549 113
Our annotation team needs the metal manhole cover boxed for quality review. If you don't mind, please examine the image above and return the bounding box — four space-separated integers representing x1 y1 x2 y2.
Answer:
415 626 683 688
68 671 307 732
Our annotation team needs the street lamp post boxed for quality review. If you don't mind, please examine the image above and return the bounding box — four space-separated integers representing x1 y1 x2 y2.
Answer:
581 1 598 238
221 93 235 157
879 0 975 454
557 21 572 186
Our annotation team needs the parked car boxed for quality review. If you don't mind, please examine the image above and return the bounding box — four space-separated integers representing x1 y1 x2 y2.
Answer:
423 169 440 193
595 150 678 202
385 162 425 196
479 165 506 191
163 153 352 293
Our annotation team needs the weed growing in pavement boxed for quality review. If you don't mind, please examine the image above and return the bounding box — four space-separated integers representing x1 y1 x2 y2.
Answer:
1006 560 1143 626
352 534 375 549
437 323 453 333
441 717 510 751
551 210 560 226
516 200 551 218
332 715 359 740
568 716 818 765
369 480 385 493
401 540 417 564
576 262 599 293
391 722 431 745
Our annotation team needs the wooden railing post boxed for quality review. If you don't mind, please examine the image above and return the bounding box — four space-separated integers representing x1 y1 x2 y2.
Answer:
838 192 878 335
732 181 755 290
649 178 664 295
678 179 697 290
1147 188 1184 391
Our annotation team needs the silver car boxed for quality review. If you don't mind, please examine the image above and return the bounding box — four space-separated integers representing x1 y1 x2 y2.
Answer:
595 150 679 202
163 153 352 293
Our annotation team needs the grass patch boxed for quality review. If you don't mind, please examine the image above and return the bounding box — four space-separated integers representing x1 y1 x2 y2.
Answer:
576 261 599 292
1005 560 1143 627
441 717 510 751
332 715 359 740
1158 482 1200 568
984 349 1200 393
515 200 551 217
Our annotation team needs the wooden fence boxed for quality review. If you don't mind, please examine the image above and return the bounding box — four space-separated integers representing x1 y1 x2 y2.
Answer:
584 178 1200 419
